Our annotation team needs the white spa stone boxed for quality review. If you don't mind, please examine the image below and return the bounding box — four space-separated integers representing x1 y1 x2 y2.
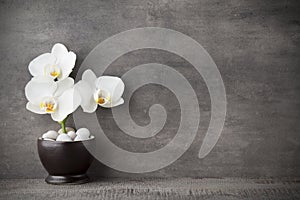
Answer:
74 134 94 141
67 131 77 140
58 127 75 134
56 134 72 141
76 128 90 139
74 135 83 141
42 130 58 140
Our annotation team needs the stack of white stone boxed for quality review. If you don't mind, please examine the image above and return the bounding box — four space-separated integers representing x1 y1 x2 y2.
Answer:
42 127 93 142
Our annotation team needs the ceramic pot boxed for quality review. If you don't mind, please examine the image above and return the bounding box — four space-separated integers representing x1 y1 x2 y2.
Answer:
37 137 95 185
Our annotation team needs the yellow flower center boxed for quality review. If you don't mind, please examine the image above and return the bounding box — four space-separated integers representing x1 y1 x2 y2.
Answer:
45 64 60 78
50 70 60 78
97 97 105 104
40 97 57 113
94 89 111 105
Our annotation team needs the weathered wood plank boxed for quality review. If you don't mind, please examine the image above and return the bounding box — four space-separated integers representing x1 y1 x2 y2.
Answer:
0 178 299 200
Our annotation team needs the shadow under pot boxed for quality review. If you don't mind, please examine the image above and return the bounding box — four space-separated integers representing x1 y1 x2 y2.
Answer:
37 137 95 185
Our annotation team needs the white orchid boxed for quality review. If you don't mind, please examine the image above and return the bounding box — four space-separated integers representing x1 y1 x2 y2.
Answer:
25 76 81 122
25 43 126 138
28 43 76 81
75 69 125 113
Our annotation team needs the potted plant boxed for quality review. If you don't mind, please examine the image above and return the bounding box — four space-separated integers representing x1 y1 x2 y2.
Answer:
24 43 124 184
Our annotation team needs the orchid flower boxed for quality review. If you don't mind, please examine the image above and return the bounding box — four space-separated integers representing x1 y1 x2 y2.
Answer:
25 76 81 122
28 43 76 81
75 69 124 113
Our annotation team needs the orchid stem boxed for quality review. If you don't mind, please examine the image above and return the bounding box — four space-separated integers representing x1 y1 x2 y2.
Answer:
58 115 69 133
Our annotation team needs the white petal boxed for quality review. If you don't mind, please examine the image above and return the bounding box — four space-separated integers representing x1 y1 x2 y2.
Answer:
55 77 74 97
25 76 57 105
28 53 56 77
100 98 124 108
26 102 46 114
57 52 76 80
51 43 68 61
95 76 125 102
75 81 97 113
32 76 55 83
51 88 81 121
112 98 124 107
82 69 97 88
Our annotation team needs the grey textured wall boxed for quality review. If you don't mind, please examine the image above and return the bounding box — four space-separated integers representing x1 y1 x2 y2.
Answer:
0 0 299 179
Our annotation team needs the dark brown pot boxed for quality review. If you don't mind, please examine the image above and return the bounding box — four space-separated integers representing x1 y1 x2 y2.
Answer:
37 137 95 185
